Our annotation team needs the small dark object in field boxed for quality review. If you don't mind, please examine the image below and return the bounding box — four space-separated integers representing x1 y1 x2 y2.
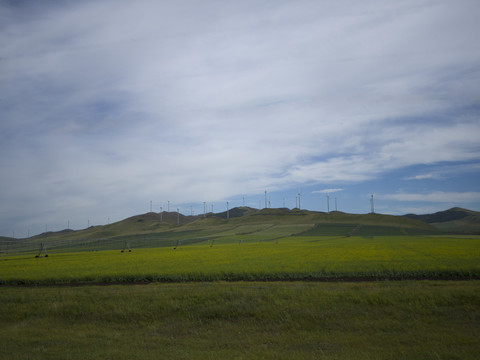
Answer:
35 255 39 258
36 242 48 258
121 241 131 253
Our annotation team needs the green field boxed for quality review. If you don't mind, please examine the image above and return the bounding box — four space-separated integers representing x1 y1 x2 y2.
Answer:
2 210 480 358
1 235 479 285
1 281 479 359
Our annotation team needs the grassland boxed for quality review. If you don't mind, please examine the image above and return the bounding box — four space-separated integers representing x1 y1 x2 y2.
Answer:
1 208 443 258
2 210 480 359
1 281 479 359
1 235 479 285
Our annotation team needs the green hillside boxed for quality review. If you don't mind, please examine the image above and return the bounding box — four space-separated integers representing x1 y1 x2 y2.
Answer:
25 208 442 244
404 207 474 223
404 207 480 234
0 207 447 256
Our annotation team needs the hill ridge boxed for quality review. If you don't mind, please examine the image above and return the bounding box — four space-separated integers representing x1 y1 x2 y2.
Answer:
13 206 480 241
403 207 479 223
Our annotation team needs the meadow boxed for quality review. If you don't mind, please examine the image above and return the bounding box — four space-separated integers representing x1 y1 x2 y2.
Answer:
2 230 480 358
1 235 479 285
1 281 479 359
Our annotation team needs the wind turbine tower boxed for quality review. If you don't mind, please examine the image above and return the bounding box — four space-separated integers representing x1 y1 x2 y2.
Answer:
298 193 301 209
370 194 375 214
327 194 330 213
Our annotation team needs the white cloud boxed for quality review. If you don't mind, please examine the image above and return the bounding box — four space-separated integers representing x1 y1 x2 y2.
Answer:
379 192 480 203
1 0 480 235
404 174 438 180
312 189 344 194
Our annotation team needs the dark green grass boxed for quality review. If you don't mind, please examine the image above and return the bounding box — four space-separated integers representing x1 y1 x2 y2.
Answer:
355 225 440 236
300 224 358 236
301 224 440 236
1 281 479 359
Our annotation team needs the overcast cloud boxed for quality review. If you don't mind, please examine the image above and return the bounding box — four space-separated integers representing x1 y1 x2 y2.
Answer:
1 0 480 236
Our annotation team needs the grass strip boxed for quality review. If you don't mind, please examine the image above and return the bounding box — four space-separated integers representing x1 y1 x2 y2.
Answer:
2 269 480 286
1 281 479 359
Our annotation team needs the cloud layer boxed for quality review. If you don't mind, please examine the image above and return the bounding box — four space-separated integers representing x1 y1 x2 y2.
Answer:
1 0 480 235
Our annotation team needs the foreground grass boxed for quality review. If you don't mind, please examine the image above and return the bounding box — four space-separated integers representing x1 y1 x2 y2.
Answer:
0 281 479 359
1 236 479 285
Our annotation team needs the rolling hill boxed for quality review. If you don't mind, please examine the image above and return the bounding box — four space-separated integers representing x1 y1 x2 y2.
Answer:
28 207 439 242
8 207 480 255
404 207 480 234
7 206 480 254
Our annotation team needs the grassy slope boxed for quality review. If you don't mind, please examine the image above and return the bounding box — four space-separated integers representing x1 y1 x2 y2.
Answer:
1 281 479 360
405 207 480 234
28 208 439 242
2 208 443 256
432 215 480 233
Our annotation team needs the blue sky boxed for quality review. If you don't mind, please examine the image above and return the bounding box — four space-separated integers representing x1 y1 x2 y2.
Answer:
1 0 480 237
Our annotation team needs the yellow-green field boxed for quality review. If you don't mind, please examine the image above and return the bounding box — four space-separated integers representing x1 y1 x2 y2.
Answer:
2 234 480 359
2 235 479 285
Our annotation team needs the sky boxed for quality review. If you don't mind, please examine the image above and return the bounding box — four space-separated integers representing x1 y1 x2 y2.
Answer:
1 0 480 237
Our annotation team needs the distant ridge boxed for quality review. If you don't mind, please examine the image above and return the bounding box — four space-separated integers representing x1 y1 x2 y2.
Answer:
12 207 480 242
403 207 480 234
403 207 477 223
213 206 257 219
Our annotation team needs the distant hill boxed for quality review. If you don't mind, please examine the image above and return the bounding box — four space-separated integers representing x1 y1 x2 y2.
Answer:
211 206 258 219
2 207 460 255
403 207 476 223
8 207 464 245
31 229 75 239
404 207 480 234
125 211 196 225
